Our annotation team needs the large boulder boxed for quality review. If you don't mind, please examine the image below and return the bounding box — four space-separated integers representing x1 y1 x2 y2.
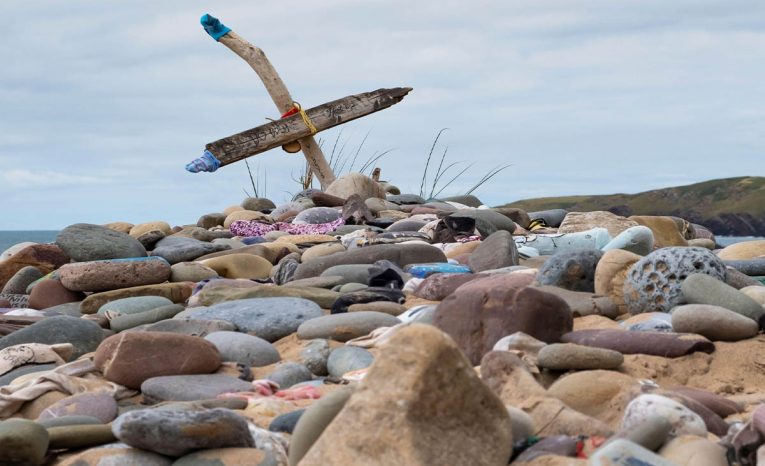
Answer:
298 324 512 466
433 273 572 365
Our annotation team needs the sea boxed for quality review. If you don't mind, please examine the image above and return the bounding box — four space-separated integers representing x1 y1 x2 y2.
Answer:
0 230 762 254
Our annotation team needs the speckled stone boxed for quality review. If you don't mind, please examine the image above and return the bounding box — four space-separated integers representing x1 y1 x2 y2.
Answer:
623 247 726 314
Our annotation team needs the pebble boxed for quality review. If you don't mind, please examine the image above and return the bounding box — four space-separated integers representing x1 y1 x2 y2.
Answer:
266 362 313 388
623 246 726 314
658 435 728 465
55 223 147 261
140 374 253 403
200 253 273 279
528 208 568 227
28 279 85 309
96 295 174 316
269 409 305 434
671 304 759 341
204 331 281 367
58 257 171 292
1 266 44 294
515 227 611 255
112 408 254 457
535 285 620 319
47 423 116 450
94 331 221 388
537 249 602 292
622 394 707 437
681 273 765 324
562 328 714 357
718 239 765 260
38 392 118 423
299 339 331 376
6 178 765 466
293 206 342 224
241 197 276 211
347 301 406 315
589 438 677 466
173 448 274 466
324 172 384 200
150 236 229 264
433 273 571 365
297 311 400 342
629 215 688 248
537 343 624 370
327 345 375 377
142 318 236 336
62 446 173 465
601 225 655 255
467 230 519 272
0 315 103 358
0 418 49 466
185 297 323 342
558 211 638 237
80 282 194 314
289 388 355 466
298 324 512 466
293 243 447 280
109 303 184 332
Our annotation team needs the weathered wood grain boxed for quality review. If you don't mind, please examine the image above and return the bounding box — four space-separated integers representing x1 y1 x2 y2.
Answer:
218 31 337 187
206 87 411 168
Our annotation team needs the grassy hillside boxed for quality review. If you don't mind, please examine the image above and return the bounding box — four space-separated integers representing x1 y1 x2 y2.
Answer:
502 177 765 216
500 176 765 235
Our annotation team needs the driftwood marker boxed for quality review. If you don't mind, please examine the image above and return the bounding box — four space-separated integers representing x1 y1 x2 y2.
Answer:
187 14 411 189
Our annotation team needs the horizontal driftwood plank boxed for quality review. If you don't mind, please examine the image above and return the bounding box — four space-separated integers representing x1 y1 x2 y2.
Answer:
206 87 411 167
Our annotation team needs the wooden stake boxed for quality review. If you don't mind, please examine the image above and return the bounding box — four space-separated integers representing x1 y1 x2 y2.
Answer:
202 88 411 169
215 30 336 188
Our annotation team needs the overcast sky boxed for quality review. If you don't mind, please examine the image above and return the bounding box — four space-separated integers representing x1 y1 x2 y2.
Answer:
2 0 763 230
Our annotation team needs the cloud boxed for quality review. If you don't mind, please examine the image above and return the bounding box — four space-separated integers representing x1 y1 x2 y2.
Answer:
1 0 764 229
0 169 110 188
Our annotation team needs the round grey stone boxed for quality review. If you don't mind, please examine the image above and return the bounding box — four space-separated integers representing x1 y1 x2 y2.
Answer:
269 409 305 434
204 331 281 367
538 249 603 292
327 346 374 377
681 273 765 324
0 315 103 359
185 298 323 342
266 362 312 389
293 207 342 225
143 318 236 337
140 374 253 403
112 408 254 457
299 339 331 376
671 303 759 341
297 311 400 342
150 236 230 264
2 266 44 294
97 296 174 316
56 223 147 261
242 197 276 211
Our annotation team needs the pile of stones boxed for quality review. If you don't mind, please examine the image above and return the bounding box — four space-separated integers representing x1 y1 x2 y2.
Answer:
1 171 765 465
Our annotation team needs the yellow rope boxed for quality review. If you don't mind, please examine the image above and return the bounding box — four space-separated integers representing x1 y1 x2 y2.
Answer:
293 102 318 135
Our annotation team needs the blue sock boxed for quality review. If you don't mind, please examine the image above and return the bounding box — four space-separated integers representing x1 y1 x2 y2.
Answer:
200 14 231 41
186 150 222 173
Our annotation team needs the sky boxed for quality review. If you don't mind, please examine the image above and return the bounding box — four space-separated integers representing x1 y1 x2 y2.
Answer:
1 0 764 230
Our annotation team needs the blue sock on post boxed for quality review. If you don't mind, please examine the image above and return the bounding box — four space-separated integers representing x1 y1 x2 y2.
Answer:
200 14 231 41
186 150 222 173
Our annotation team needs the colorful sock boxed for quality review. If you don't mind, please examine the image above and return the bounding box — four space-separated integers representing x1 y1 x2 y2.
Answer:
185 150 221 173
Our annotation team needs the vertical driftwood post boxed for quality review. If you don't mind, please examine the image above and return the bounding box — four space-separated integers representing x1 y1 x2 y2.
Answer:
201 14 336 188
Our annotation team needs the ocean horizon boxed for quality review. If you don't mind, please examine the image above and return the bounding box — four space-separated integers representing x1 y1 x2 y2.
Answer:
0 230 762 255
